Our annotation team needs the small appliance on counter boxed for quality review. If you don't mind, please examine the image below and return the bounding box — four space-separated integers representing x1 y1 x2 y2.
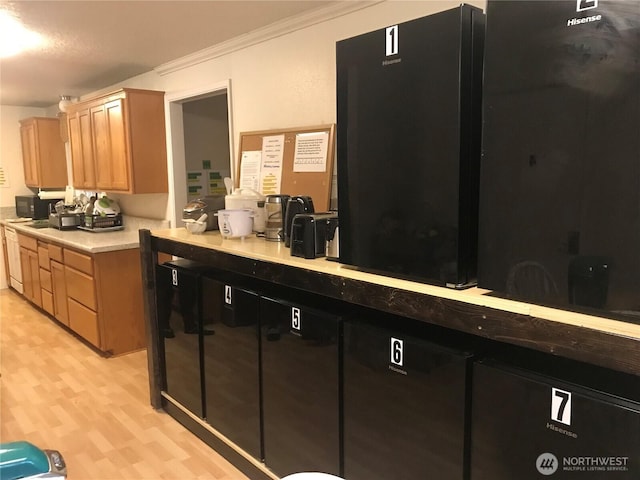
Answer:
325 216 339 261
264 194 291 242
48 200 82 230
15 195 64 220
48 212 81 230
284 195 314 247
183 196 224 231
225 188 266 233
290 212 338 259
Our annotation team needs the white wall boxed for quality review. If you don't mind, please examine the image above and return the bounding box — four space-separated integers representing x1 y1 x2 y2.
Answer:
0 105 50 207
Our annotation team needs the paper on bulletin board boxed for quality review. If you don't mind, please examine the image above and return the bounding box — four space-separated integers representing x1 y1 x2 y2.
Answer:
239 151 262 191
293 131 329 173
259 134 284 195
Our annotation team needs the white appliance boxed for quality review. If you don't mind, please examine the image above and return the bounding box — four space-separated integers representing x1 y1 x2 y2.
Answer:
5 226 23 294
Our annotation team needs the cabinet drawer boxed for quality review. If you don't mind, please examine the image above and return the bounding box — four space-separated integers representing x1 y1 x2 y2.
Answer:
38 244 50 269
65 266 96 310
39 268 52 292
68 298 100 347
64 249 93 275
48 244 63 262
41 290 54 316
17 233 37 251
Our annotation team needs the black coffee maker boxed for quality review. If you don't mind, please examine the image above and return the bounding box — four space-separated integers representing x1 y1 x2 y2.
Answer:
284 196 314 247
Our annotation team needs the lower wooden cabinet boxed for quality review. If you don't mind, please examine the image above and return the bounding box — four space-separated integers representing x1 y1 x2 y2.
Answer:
68 297 100 348
50 260 68 325
18 235 41 308
15 231 145 356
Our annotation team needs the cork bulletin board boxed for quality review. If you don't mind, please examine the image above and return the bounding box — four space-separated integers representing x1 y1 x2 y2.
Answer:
236 124 335 212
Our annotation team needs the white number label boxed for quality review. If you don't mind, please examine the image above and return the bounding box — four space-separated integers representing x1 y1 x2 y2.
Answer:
171 268 178 286
577 0 597 12
291 307 301 331
551 388 572 425
390 337 403 366
224 285 232 305
386 25 398 56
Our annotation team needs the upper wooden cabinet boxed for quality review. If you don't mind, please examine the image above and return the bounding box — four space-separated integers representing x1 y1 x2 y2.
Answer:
66 88 168 194
19 117 68 188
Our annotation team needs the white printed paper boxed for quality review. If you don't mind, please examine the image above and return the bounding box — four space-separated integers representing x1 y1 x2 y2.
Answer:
293 132 329 173
239 151 262 191
259 135 284 195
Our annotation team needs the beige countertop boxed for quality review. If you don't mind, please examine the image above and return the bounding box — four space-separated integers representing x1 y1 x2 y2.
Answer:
150 228 640 343
3 216 170 253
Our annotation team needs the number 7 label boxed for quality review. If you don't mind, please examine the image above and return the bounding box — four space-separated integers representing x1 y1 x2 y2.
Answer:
551 388 572 426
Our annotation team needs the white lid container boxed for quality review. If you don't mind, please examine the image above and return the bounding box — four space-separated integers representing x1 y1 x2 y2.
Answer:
225 188 266 233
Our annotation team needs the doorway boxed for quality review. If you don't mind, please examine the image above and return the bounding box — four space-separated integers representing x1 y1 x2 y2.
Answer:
166 81 233 228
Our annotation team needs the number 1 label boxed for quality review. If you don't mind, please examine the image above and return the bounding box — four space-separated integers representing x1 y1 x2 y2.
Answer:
386 25 398 56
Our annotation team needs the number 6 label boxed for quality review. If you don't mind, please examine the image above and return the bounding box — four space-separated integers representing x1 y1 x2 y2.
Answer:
390 337 403 366
551 388 572 426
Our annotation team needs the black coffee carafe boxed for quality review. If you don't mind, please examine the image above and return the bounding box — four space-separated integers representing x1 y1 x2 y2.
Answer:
284 196 314 247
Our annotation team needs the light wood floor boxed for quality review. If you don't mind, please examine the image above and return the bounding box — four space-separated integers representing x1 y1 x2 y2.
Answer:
0 288 250 480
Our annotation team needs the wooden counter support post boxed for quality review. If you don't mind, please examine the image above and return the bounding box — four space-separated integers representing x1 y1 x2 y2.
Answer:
139 229 162 408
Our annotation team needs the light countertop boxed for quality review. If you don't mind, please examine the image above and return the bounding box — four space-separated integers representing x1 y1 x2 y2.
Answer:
3 216 170 253
150 228 640 343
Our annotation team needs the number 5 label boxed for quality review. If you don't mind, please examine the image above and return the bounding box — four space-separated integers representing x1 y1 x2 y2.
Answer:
551 388 572 425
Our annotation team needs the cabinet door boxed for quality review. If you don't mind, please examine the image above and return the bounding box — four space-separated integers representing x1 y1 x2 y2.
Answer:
51 260 69 326
28 249 42 308
93 99 129 192
20 246 33 301
69 109 96 189
20 122 39 186
202 277 261 460
260 295 341 477
105 99 129 191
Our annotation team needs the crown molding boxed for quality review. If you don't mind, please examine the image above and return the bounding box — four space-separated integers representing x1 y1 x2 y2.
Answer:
154 1 381 76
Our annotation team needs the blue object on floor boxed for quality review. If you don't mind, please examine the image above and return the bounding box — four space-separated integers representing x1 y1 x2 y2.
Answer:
0 441 67 479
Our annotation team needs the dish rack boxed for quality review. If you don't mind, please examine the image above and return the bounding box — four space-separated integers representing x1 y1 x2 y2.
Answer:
81 213 123 229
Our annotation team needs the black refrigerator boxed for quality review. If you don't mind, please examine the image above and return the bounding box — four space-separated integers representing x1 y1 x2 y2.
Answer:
156 258 207 418
478 0 640 320
471 360 640 479
260 295 342 478
201 275 261 460
336 4 485 288
343 317 472 480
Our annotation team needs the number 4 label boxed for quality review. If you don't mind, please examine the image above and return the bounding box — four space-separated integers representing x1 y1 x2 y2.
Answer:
551 388 572 425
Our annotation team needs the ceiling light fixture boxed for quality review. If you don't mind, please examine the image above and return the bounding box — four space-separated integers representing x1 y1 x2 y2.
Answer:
0 10 43 58
58 95 73 113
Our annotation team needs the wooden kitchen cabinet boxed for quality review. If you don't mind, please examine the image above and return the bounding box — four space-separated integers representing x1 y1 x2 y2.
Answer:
14 230 145 355
67 108 96 189
19 117 68 188
38 240 54 316
18 233 41 307
66 88 168 194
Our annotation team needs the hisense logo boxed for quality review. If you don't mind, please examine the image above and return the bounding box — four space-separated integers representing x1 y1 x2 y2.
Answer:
567 14 602 26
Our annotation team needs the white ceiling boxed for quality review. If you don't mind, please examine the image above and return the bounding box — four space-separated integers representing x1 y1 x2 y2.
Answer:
0 0 337 108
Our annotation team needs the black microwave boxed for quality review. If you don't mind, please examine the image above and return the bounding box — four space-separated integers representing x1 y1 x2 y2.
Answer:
15 195 63 220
